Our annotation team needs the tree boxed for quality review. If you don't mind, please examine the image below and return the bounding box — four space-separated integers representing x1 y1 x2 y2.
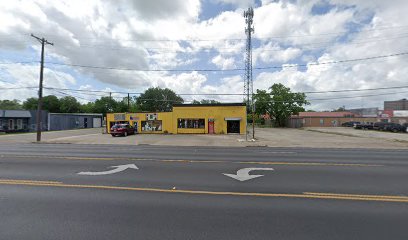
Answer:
22 97 38 110
0 99 22 110
253 83 309 127
253 90 271 115
191 99 221 104
23 95 61 112
332 106 346 112
42 95 61 113
80 102 95 113
136 87 183 112
92 97 118 115
59 96 81 113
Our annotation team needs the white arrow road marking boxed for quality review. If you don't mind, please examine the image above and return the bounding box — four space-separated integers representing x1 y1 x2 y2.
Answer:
223 167 274 182
77 164 139 176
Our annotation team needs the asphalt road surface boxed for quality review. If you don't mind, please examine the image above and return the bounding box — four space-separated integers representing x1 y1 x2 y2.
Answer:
0 143 407 240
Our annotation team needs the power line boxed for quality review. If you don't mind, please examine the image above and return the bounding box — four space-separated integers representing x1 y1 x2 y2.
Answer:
303 85 408 94
307 90 408 101
0 86 38 90
13 23 408 42
42 84 408 96
0 61 38 65
43 51 408 72
254 51 408 70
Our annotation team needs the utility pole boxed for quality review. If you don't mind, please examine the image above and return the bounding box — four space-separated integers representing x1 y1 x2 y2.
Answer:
244 7 254 140
109 92 112 113
31 34 53 142
127 93 130 112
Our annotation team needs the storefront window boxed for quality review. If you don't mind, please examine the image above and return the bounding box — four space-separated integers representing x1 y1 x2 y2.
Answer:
178 119 205 129
141 120 162 132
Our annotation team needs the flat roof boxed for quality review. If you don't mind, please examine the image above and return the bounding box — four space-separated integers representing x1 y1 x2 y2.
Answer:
173 103 246 107
49 113 103 116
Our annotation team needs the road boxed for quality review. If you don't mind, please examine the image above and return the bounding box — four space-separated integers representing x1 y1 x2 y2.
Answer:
0 143 407 240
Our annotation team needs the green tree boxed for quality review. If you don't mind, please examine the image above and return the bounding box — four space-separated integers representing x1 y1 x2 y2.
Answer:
42 95 61 113
59 96 81 113
93 97 118 115
80 102 95 113
254 83 309 127
332 106 346 112
0 99 22 110
253 89 271 115
191 99 221 104
136 87 183 112
23 95 61 112
22 97 38 110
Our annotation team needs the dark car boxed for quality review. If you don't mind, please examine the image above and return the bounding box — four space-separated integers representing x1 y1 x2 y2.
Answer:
342 121 360 127
403 123 408 133
354 122 374 130
373 122 388 131
110 124 135 137
383 123 405 133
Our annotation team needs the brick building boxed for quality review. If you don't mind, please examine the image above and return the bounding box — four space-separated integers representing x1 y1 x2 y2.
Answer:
384 99 408 110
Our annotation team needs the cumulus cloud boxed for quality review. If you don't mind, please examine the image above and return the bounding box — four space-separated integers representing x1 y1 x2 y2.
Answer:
1 0 407 110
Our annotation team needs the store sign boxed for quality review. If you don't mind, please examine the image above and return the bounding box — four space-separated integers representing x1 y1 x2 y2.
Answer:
114 113 126 121
146 113 158 120
129 115 139 120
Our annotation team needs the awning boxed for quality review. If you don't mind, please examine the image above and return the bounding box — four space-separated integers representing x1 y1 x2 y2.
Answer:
224 117 242 121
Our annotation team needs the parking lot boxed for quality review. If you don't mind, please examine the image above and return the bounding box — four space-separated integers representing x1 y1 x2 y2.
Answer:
1 127 407 149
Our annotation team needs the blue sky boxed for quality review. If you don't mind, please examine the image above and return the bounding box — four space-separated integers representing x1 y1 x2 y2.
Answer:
1 0 408 110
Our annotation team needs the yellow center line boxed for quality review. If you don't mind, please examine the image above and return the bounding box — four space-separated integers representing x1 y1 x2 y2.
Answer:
0 179 62 184
0 179 406 203
303 192 408 200
1 155 382 167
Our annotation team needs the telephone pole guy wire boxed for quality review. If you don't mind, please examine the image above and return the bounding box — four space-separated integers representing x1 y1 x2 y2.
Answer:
31 34 53 142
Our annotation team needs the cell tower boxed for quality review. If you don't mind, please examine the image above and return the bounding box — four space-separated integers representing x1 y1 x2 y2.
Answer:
244 7 254 139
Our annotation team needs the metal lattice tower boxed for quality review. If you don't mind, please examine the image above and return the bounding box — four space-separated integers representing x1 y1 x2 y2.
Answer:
244 7 254 139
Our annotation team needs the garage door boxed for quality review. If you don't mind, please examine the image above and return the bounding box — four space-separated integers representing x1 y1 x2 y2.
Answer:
93 118 102 128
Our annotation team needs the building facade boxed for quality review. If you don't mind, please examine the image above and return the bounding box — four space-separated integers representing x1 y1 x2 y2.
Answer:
106 103 247 135
1 110 102 133
289 111 407 127
384 99 408 110
0 110 31 132
48 113 103 131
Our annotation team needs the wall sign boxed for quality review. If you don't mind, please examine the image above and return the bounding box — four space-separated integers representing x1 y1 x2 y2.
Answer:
114 114 126 121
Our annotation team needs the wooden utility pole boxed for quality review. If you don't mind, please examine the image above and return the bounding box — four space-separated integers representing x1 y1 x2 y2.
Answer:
31 34 53 142
128 93 130 112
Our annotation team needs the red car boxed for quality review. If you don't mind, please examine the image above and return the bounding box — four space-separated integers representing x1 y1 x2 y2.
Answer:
110 124 135 137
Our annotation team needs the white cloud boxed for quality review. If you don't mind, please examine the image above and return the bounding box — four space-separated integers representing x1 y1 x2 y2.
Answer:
1 0 408 110
211 55 236 70
212 0 255 8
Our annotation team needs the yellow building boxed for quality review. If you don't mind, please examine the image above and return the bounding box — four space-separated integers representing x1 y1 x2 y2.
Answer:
106 103 246 134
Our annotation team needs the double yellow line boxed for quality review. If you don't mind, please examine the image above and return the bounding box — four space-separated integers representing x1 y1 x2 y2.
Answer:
1 179 407 203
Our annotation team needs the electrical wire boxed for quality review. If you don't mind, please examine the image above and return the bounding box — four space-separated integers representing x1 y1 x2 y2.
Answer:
42 51 408 72
43 84 408 95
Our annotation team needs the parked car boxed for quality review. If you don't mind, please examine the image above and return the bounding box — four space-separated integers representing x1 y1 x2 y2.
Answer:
342 121 360 127
353 123 363 129
383 123 405 133
403 123 408 133
373 122 388 131
110 124 134 137
354 122 374 130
